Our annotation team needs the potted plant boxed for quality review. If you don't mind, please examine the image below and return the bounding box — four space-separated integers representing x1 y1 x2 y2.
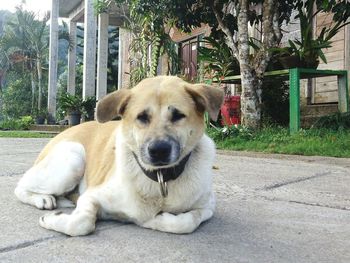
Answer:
273 0 349 69
58 92 83 126
33 108 48 125
81 96 96 122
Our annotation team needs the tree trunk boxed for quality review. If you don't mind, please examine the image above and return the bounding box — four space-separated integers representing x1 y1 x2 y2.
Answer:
237 0 262 129
36 59 42 110
213 0 281 129
31 73 36 112
240 68 261 128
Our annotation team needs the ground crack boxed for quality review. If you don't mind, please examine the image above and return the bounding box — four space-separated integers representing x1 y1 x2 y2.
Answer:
0 172 23 177
287 200 350 211
0 236 58 254
261 196 350 211
260 171 331 190
0 224 125 254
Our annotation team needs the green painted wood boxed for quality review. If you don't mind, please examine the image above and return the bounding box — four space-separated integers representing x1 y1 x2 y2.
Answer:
298 68 347 75
289 68 300 134
216 69 348 84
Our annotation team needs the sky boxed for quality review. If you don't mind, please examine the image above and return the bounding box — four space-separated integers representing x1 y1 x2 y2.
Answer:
0 0 51 14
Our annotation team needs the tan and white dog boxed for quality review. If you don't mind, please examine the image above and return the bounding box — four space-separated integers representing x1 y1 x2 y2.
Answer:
14 76 224 236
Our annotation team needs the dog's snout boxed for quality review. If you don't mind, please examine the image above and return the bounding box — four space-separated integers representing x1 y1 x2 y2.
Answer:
141 137 181 167
148 140 172 163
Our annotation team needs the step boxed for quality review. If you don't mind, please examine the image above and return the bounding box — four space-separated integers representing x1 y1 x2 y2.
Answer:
301 104 338 116
301 116 320 128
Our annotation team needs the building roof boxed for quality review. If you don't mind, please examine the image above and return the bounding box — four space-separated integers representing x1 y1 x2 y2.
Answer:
59 0 81 18
58 0 127 26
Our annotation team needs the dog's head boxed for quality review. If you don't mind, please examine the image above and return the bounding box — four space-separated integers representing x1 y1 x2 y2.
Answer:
96 76 223 169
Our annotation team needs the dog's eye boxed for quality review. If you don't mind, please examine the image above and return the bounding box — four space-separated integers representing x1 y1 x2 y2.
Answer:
137 111 150 124
171 109 186 122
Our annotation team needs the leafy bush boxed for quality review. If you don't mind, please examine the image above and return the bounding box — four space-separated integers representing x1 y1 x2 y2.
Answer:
58 92 83 114
81 96 96 121
0 116 34 130
32 108 48 119
207 125 253 141
261 80 289 126
198 36 240 81
1 75 32 119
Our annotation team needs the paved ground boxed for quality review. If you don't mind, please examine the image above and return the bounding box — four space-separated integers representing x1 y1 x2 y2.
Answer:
0 138 349 263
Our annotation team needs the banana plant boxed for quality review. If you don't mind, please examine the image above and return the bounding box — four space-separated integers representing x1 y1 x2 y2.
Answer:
198 36 240 82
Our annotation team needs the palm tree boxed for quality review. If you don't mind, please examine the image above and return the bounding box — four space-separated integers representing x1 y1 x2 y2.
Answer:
0 7 39 110
0 6 71 112
26 11 50 111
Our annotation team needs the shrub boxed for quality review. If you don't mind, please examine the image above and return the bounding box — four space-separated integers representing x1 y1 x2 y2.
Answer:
81 96 96 121
58 92 83 114
0 116 34 130
207 125 253 141
261 80 289 126
0 75 32 119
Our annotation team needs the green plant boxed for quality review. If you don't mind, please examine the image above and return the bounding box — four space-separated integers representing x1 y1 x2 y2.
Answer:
33 108 48 118
206 126 350 157
0 130 54 138
273 0 350 67
19 116 34 129
261 80 289 126
95 0 179 86
0 74 32 119
82 96 97 121
0 7 73 115
58 92 83 114
0 116 34 130
207 125 253 141
198 36 239 82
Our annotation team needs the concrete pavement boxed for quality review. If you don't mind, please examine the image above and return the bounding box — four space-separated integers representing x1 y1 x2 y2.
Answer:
0 138 349 263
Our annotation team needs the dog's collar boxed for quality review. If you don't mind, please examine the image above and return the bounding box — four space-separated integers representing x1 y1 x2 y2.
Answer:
132 152 191 183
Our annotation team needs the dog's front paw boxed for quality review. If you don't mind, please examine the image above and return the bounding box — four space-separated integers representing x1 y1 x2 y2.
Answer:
39 211 96 236
39 211 63 230
34 194 57 210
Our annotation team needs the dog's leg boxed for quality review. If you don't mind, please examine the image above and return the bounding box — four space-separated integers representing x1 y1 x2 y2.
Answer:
14 141 85 210
39 193 98 236
141 207 214 234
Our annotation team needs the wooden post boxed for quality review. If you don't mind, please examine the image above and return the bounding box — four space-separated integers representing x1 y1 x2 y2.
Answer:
337 72 349 113
67 21 77 95
83 0 97 99
47 0 59 124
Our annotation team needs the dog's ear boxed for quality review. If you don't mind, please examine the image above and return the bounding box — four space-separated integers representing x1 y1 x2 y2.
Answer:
96 89 132 123
185 84 224 121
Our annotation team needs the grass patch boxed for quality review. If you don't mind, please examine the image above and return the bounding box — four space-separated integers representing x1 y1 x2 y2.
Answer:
207 126 350 158
0 131 55 138
1 126 349 157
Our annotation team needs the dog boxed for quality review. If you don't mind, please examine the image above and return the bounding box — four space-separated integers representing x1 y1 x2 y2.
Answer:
14 76 224 236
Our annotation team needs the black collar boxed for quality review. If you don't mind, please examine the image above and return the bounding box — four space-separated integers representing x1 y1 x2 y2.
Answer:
132 152 191 182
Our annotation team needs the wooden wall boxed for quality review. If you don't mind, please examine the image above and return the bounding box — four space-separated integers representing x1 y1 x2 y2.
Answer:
314 12 346 103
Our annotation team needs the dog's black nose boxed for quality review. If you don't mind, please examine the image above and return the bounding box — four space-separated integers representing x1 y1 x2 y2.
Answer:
148 140 172 164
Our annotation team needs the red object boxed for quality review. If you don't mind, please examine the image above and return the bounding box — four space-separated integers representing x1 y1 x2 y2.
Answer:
220 96 241 126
